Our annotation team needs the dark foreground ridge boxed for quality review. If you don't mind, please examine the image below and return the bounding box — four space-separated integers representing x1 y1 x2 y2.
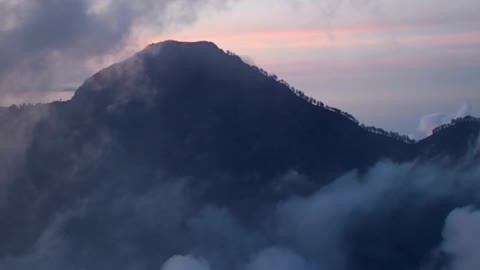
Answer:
0 40 479 270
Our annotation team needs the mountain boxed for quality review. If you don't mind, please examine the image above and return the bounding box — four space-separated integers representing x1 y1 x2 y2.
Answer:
63 41 478 185
417 116 480 159
0 40 479 270
70 40 415 181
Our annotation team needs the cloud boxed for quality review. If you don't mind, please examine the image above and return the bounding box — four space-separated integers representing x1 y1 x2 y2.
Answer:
273 169 390 269
272 138 480 270
0 135 478 270
290 0 375 16
441 207 480 270
187 206 266 268
239 55 256 66
418 103 472 138
161 255 212 270
244 247 312 270
0 213 70 270
0 0 234 103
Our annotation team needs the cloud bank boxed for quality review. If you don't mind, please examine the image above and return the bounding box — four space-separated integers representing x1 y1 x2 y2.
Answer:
441 207 480 270
0 119 478 270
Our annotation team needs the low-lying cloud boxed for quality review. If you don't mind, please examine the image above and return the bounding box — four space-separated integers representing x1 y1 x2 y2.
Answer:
161 255 212 270
441 207 480 270
0 126 478 269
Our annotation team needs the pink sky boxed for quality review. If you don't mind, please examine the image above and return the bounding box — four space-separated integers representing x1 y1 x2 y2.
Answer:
142 0 480 136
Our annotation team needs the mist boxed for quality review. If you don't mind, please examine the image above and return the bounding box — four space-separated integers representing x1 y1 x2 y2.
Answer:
0 112 478 270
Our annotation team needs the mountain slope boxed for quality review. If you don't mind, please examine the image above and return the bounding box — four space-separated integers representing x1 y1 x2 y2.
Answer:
68 40 415 181
417 116 480 159
0 40 478 270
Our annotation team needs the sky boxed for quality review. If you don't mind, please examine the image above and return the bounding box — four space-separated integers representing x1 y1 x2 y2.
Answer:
1 0 479 137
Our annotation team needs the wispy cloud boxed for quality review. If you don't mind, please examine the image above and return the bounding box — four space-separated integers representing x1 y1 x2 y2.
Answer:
418 103 472 138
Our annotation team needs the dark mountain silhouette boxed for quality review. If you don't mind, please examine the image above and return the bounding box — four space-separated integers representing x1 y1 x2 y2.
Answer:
69 41 415 181
0 40 479 270
417 116 480 159
65 41 477 182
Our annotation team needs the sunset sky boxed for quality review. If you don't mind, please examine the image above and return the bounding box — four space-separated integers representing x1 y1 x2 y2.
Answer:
1 0 479 136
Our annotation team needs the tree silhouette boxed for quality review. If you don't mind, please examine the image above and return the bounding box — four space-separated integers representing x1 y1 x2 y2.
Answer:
223 49 416 144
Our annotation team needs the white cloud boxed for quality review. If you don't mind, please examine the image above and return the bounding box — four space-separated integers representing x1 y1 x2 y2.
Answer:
244 247 311 270
441 207 480 270
161 255 212 270
417 103 471 138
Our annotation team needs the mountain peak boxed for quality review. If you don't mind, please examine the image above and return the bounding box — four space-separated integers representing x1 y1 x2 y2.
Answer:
417 115 480 158
431 115 480 134
140 40 221 57
72 40 242 105
146 39 219 48
67 40 422 180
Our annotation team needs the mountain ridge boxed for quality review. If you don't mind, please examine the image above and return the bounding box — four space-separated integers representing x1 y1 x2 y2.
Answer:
75 40 480 146
3 40 478 157
4 40 479 168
